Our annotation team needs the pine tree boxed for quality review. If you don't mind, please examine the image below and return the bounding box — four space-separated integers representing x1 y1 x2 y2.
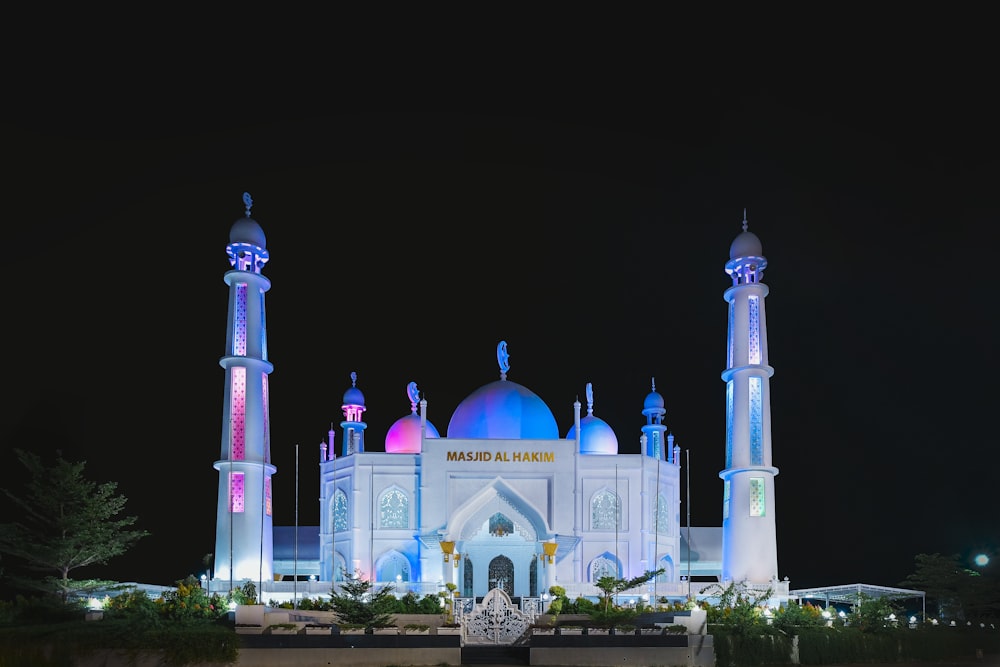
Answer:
328 569 397 629
0 448 149 602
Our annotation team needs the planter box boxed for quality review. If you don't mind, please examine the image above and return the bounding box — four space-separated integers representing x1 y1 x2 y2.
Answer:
305 625 333 635
235 605 265 627
373 627 399 635
403 628 430 635
236 626 263 634
436 627 461 635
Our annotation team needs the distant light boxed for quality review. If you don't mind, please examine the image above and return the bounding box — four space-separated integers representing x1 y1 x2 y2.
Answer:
974 553 989 567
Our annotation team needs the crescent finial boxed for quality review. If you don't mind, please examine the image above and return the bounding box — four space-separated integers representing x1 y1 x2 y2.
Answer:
243 192 253 217
350 371 357 387
742 207 748 232
407 381 420 410
585 382 594 415
497 341 510 379
651 377 656 392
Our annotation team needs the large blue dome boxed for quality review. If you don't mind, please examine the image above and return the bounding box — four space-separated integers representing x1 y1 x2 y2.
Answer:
447 379 559 439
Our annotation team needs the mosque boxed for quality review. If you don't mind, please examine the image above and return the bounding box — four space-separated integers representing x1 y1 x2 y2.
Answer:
208 194 787 605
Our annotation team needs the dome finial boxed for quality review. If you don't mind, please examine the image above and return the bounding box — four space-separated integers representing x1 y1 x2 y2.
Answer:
651 376 656 392
497 341 510 380
243 192 254 218
350 371 358 387
585 382 594 416
407 381 420 413
742 207 748 232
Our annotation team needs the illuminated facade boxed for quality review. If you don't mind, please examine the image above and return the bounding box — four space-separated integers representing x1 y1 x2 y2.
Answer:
210 196 783 602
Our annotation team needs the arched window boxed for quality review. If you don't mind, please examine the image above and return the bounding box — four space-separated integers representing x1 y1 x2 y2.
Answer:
379 487 409 529
376 551 411 582
489 512 514 537
332 489 348 532
590 553 620 582
333 552 348 582
656 555 674 582
591 489 620 530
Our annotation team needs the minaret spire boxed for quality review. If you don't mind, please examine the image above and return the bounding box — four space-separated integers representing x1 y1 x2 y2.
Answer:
212 193 276 589
719 215 780 588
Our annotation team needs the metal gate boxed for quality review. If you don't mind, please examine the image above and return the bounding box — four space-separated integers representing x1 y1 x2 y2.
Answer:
462 588 531 645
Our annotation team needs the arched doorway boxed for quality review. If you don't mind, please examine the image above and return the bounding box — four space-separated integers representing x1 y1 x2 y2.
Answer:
488 555 514 597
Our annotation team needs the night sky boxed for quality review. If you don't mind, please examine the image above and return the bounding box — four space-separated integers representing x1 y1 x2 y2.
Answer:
3 46 997 596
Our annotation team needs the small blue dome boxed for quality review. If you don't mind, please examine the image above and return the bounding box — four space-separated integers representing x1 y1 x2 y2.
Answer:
343 386 365 406
385 413 440 453
566 415 619 455
729 230 762 259
447 380 559 439
229 217 267 248
644 390 665 411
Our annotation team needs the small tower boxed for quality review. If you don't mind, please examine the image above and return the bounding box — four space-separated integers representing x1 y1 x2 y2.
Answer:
641 378 668 459
719 210 779 584
213 193 276 587
340 372 367 456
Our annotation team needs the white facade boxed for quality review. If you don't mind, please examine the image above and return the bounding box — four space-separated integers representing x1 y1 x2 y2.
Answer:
208 196 783 603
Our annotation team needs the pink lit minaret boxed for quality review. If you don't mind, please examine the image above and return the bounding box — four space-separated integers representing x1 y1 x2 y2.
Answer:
212 193 276 588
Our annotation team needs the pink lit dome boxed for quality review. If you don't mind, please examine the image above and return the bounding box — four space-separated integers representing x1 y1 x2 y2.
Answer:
385 413 440 453
385 382 439 453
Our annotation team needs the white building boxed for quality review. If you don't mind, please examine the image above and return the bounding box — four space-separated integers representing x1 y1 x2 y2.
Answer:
209 195 785 604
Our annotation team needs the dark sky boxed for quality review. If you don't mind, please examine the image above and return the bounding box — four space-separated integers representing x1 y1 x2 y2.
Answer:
2 42 998 595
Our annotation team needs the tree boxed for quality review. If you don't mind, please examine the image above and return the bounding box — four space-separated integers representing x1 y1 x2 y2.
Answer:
328 569 397 629
900 552 972 621
593 569 663 613
702 580 774 636
900 552 1000 622
0 449 149 602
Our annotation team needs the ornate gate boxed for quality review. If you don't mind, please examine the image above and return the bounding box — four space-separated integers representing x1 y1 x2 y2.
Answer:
462 588 531 645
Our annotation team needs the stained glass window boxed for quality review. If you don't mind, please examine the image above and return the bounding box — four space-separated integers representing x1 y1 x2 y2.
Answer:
230 472 244 513
591 490 620 530
380 488 408 529
591 556 617 582
750 477 765 516
750 376 762 466
654 492 670 535
748 295 760 365
333 489 348 532
725 380 734 468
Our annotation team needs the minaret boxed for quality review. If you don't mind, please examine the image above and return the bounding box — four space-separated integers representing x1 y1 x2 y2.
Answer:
641 378 668 459
339 372 367 456
719 210 779 584
213 193 276 587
